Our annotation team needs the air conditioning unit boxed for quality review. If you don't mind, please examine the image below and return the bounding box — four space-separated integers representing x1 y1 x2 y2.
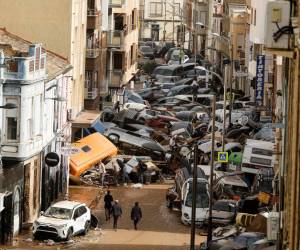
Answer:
265 1 290 49
67 109 73 121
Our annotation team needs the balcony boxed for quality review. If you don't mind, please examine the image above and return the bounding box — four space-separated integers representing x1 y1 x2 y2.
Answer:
107 70 123 88
106 31 125 48
84 87 99 100
86 48 100 58
108 0 125 8
87 9 100 30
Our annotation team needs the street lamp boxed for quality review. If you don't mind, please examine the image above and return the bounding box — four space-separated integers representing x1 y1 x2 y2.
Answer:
190 94 216 250
209 32 234 125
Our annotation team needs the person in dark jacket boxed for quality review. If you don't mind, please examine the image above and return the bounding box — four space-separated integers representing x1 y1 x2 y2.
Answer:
104 190 113 221
112 200 122 230
131 202 142 230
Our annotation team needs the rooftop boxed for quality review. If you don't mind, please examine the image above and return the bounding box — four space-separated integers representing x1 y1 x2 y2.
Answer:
0 28 72 82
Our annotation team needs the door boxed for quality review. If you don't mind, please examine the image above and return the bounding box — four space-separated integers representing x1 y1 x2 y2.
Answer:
151 24 159 41
72 207 81 233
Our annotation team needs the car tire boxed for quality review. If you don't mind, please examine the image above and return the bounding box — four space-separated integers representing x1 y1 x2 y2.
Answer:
83 221 90 235
33 233 39 240
166 197 173 209
66 228 73 241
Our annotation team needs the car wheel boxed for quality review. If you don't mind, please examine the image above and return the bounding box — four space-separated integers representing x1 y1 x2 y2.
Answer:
83 221 90 235
181 218 189 226
66 228 73 241
166 197 173 209
33 233 39 240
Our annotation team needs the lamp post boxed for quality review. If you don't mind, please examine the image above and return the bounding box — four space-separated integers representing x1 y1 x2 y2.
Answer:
209 32 233 125
189 94 216 250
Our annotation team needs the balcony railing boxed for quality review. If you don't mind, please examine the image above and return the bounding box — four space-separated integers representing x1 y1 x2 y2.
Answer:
108 0 125 8
87 9 99 16
86 48 100 58
84 87 99 99
106 30 125 48
107 70 123 88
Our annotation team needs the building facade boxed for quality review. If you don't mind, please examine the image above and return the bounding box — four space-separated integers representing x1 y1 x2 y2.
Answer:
140 0 186 45
105 0 139 92
0 29 72 244
85 0 108 110
0 0 87 119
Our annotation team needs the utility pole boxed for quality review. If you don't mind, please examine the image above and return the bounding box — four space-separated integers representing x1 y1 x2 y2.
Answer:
222 64 229 152
172 0 175 44
228 42 233 124
190 142 198 250
207 95 216 245
163 0 166 42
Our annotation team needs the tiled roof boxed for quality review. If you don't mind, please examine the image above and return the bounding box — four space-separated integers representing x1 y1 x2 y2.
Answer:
0 28 72 81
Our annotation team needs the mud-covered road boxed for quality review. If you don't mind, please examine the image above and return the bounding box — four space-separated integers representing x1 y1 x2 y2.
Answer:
8 184 205 250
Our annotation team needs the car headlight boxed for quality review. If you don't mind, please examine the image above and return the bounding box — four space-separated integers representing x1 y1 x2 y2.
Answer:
57 224 68 229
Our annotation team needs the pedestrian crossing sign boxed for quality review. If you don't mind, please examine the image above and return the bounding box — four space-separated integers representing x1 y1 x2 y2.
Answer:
218 152 228 163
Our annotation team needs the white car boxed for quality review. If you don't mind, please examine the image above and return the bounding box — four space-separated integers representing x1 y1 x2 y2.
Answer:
123 102 147 111
33 201 91 240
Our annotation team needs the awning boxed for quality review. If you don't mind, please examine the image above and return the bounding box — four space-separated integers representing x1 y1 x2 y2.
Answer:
69 132 118 176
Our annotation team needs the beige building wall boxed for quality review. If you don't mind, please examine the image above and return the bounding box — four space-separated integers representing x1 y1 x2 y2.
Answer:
111 0 139 85
0 0 87 118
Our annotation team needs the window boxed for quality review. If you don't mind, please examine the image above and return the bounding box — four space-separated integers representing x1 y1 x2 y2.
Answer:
150 2 162 17
29 61 34 72
174 3 180 16
7 117 17 140
82 145 91 152
40 57 45 69
35 47 40 70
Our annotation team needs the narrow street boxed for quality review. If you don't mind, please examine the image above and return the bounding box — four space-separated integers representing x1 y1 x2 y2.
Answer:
9 185 205 250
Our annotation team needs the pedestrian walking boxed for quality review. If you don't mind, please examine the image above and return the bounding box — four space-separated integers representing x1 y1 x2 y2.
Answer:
191 76 198 102
122 163 132 186
99 162 106 186
112 200 122 230
104 190 113 221
131 202 142 230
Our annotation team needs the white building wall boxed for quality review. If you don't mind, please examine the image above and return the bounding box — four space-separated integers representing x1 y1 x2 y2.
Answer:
249 0 268 44
101 0 109 31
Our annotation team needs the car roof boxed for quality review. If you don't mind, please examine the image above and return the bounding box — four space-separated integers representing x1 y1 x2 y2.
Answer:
52 200 83 209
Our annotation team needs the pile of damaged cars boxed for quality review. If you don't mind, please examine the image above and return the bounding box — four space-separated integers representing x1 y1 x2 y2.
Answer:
48 46 278 247
136 50 278 249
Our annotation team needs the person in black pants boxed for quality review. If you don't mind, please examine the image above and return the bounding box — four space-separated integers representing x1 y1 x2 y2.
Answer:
112 200 122 230
131 202 142 230
104 190 113 221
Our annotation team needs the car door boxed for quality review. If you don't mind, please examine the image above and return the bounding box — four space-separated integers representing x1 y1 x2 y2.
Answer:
72 207 81 233
77 206 88 231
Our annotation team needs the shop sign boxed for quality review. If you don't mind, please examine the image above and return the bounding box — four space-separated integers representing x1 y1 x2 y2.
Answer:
45 152 60 167
255 55 265 106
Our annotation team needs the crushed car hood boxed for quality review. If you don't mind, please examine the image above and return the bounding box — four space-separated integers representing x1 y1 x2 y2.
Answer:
36 216 70 226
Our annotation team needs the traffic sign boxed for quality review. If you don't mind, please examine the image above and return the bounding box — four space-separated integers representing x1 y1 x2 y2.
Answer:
61 147 81 155
217 152 228 163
